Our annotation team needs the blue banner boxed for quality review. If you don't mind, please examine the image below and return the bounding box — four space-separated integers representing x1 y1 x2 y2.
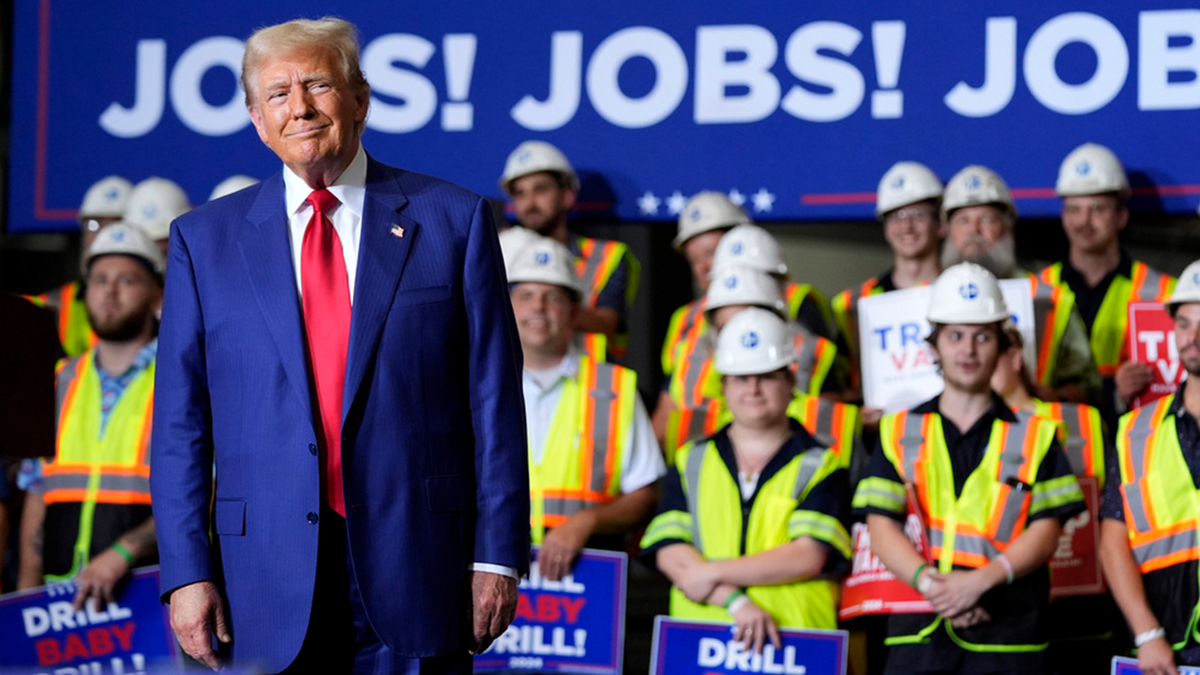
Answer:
475 547 627 674
649 616 847 675
0 567 179 672
1112 656 1200 674
10 0 1200 232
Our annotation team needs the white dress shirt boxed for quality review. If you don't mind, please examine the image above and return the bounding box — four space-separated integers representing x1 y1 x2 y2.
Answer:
282 146 518 580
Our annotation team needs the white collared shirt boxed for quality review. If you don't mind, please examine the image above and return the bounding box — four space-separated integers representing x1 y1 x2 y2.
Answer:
282 144 368 302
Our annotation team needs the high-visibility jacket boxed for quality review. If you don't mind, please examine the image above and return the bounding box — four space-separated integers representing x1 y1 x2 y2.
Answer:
1038 261 1175 377
784 281 837 339
640 435 850 629
1023 399 1106 487
574 236 640 361
661 298 707 378
873 409 1077 652
529 355 637 544
664 392 860 470
1114 395 1200 650
667 326 837 409
27 281 95 357
42 352 155 581
831 277 887 393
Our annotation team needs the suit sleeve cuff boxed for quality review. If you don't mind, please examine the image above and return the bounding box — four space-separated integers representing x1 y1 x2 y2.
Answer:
471 563 520 580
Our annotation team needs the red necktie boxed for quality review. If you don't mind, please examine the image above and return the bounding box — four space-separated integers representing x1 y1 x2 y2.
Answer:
301 188 350 517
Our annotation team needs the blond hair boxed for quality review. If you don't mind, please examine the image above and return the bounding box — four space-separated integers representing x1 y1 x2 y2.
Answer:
241 17 370 106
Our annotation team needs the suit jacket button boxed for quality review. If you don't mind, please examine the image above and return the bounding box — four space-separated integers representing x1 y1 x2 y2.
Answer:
307 512 319 524
308 443 317 455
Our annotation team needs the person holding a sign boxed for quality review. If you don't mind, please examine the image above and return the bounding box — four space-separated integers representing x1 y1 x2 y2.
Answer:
506 234 665 581
1040 143 1177 422
853 262 1085 675
831 161 945 407
500 140 639 361
641 307 852 655
18 224 162 610
940 164 1101 406
1100 260 1200 674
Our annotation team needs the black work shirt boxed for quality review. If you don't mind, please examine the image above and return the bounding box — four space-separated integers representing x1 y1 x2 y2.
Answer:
1057 250 1134 333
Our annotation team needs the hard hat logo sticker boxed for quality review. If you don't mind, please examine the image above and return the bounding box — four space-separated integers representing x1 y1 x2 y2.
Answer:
724 276 738 289
689 208 701 221
741 331 759 349
518 150 532 164
535 251 551 265
106 188 120 201
111 229 127 242
892 176 905 189
1076 161 1091 176
959 282 979 300
731 242 744 255
965 176 981 190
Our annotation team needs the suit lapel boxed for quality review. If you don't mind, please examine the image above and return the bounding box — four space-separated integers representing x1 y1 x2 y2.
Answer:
237 173 315 420
344 160 415 419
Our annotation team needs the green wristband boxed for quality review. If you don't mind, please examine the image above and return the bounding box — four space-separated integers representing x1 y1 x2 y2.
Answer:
911 563 928 589
111 542 135 565
723 589 746 609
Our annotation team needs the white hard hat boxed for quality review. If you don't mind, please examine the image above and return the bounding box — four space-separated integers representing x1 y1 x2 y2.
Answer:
498 226 543 274
711 224 788 277
124 177 191 242
928 262 1009 325
79 176 133 222
942 165 1017 221
506 235 583 297
674 192 751 251
1056 143 1130 199
877 162 943 218
208 174 259 202
715 307 797 377
1167 259 1200 315
499 140 579 195
705 267 786 317
84 222 165 276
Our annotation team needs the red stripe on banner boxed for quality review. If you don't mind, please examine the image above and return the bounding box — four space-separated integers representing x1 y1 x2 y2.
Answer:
801 192 877 205
804 185 1200 206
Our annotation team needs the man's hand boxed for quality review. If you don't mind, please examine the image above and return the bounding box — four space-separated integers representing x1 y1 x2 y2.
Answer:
924 570 994 620
467 571 518 655
1137 636 1180 675
675 561 720 605
1116 362 1155 405
73 548 132 612
169 581 231 671
948 606 992 629
537 511 595 581
730 599 782 655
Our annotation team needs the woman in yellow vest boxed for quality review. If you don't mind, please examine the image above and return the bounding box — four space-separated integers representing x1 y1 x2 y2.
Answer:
852 263 1085 675
641 307 852 654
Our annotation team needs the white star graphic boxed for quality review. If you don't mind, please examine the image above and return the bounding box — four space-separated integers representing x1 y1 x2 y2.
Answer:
751 188 776 213
637 191 661 216
727 188 746 207
666 191 687 215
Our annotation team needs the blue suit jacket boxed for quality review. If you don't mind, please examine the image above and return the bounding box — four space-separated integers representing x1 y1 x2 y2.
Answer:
150 156 530 671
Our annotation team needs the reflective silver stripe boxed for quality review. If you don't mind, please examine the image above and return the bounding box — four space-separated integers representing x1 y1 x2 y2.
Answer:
1031 481 1083 511
577 239 610 305
930 528 999 561
684 444 708 555
1059 404 1088 476
898 412 925 482
792 448 826 501
1125 401 1166 482
1133 529 1199 567
1136 267 1166 301
1031 278 1054 362
795 327 817 392
588 362 618 493
812 398 837 449
1122 480 1153 533
994 419 1034 544
680 342 712 407
854 486 905 511
43 472 150 495
682 407 713 447
543 497 590 517
43 473 89 491
55 355 84 423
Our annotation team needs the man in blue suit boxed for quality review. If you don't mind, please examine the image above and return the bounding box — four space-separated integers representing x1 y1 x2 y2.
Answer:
149 17 529 674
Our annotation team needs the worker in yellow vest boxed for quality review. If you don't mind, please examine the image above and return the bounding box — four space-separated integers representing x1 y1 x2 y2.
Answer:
853 262 1084 675
1101 259 1200 674
506 235 664 582
1041 143 1176 423
500 141 640 361
17 223 163 612
641 307 852 654
832 161 945 411
941 164 1100 405
27 176 132 357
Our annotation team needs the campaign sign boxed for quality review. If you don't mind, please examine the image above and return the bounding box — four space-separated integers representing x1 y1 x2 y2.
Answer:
859 280 1035 412
649 616 847 675
1049 476 1105 598
0 567 177 672
1112 656 1200 674
839 515 934 620
475 547 626 674
1130 302 1187 409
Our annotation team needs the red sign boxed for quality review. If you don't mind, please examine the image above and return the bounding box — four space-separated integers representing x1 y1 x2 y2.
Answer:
1129 302 1186 408
1049 477 1104 598
839 490 934 620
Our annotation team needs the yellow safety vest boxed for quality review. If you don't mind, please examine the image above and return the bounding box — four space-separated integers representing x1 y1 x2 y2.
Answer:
42 352 155 580
1026 399 1106 486
574 236 640 361
664 392 860 470
876 409 1074 652
529 356 637 544
1114 395 1200 650
1026 272 1079 388
831 277 885 393
641 436 850 629
27 281 95 357
661 298 707 378
1038 262 1176 377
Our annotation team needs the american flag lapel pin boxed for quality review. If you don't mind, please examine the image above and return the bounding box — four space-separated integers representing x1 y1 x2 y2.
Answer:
391 224 405 238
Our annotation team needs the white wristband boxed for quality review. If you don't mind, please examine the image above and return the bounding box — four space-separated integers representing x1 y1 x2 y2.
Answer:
727 594 752 616
1134 627 1166 648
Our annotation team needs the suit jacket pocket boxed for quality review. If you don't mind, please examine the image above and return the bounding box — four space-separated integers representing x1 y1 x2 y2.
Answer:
425 475 475 513
393 284 453 309
214 500 246 536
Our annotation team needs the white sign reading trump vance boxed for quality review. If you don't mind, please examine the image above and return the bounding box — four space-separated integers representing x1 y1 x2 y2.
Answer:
859 280 1035 412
